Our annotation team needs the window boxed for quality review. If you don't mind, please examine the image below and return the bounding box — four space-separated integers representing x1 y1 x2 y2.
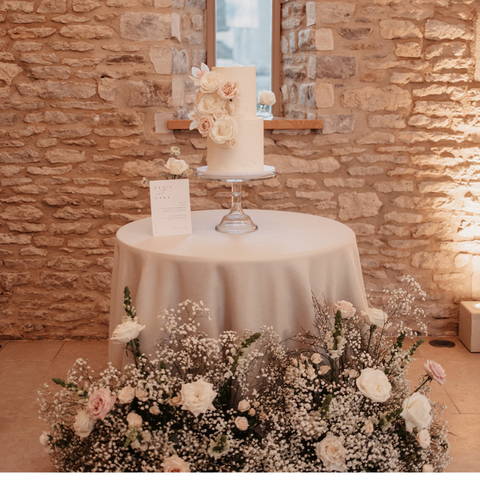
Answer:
206 0 281 117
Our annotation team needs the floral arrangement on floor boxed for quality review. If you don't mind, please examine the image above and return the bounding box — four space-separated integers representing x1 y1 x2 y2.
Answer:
142 146 190 184
188 63 240 149
38 277 450 472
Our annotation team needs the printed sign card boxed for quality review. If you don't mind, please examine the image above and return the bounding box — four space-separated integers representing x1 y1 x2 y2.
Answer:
149 179 192 236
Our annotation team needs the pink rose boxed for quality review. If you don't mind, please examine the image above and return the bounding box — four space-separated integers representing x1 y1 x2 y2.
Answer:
197 115 215 137
334 300 356 319
424 360 446 386
162 455 190 473
217 80 240 99
87 388 116 420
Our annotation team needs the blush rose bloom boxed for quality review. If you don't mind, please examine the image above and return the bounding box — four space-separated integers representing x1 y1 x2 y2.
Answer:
111 320 145 345
180 378 217 417
356 368 392 403
315 432 347 472
197 115 215 137
118 386 135 404
422 464 434 472
424 359 446 386
361 307 388 328
235 416 249 431
127 412 143 429
401 392 432 433
210 117 238 145
73 409 96 438
200 70 222 93
334 300 356 319
238 400 250 413
87 388 116 420
166 158 189 176
258 90 276 106
217 80 239 99
162 455 191 473
417 429 431 448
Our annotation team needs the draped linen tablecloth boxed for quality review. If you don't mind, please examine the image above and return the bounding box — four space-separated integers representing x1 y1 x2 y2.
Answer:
108 210 367 368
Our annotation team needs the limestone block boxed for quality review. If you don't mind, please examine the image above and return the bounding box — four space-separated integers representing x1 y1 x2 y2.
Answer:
384 212 423 224
347 166 383 176
411 252 448 270
36 272 79 290
324 178 364 188
265 154 340 174
315 28 333 50
20 53 59 64
106 0 153 6
171 12 180 42
299 29 315 51
8 27 56 39
172 48 189 73
408 115 450 129
425 42 467 60
390 5 434 21
72 0 101 12
7 14 46 23
390 72 423 85
373 181 413 193
26 65 70 79
413 101 462 116
395 42 422 58
0 62 23 85
342 86 412 112
368 114 406 129
13 41 42 51
339 28 371 40
98 77 117 102
0 205 43 221
60 25 114 40
316 2 355 24
338 192 382 221
37 0 67 14
51 14 89 24
306 2 315 26
49 41 94 52
315 82 334 108
125 80 172 107
46 149 86 164
357 132 395 145
317 55 357 79
0 150 40 164
0 272 30 291
379 20 422 39
425 19 471 41
317 114 355 134
0 2 35 13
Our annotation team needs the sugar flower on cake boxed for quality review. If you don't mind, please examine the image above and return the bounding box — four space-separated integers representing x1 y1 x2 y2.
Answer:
180 378 217 417
210 117 239 148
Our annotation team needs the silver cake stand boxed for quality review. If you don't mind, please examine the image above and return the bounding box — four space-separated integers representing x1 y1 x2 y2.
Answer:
196 165 277 234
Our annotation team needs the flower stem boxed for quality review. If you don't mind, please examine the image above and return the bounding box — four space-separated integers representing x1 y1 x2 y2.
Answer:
413 376 431 394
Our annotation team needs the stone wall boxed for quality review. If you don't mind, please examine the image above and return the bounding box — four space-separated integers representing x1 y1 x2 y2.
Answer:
0 0 478 340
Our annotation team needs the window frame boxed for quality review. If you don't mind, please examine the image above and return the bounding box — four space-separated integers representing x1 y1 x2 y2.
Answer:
205 0 282 118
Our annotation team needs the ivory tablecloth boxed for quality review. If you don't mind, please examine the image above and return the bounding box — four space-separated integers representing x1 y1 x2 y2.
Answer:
108 210 367 368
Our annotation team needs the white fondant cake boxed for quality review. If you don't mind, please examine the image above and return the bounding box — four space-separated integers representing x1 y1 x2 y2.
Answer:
189 65 264 174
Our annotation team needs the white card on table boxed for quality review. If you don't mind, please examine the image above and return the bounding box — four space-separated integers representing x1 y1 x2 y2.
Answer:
149 179 192 236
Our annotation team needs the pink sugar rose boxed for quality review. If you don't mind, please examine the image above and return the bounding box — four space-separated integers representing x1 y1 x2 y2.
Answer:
424 359 446 386
87 388 116 420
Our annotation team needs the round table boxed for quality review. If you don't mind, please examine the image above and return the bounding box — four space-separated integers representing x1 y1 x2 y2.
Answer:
108 210 367 368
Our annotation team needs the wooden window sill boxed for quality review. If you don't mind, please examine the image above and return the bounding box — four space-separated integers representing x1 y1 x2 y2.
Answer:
167 119 323 131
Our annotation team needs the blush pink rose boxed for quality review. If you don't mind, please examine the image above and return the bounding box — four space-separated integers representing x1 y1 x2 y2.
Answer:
87 388 116 420
424 359 446 386
217 80 239 99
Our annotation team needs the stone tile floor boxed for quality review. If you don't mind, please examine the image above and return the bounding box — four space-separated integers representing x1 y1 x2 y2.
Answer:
0 336 478 472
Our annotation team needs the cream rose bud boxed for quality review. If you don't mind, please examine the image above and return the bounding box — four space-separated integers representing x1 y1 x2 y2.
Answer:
180 378 217 417
248 408 256 417
258 90 276 106
217 80 239 99
210 117 238 145
235 416 249 431
200 70 222 93
237 400 250 412
363 420 374 434
127 412 143 429
118 386 135 404
311 353 322 364
401 392 432 433
162 455 191 473
110 320 145 344
334 300 356 319
356 368 391 403
424 359 446 386
417 429 431 448
166 158 189 176
170 396 182 407
73 409 96 438
361 307 387 328
315 432 347 472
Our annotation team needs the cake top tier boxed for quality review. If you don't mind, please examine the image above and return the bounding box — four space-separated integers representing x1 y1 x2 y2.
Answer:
212 66 257 119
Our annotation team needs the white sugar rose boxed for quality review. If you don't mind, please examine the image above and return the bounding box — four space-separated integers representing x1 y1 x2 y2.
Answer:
196 115 214 136
196 93 225 116
118 386 135 404
127 412 143 429
417 429 431 448
334 300 356 319
200 70 222 93
315 432 347 472
111 320 145 344
424 359 446 386
162 455 191 473
362 307 387 328
73 409 96 438
217 80 239 99
166 157 189 176
235 416 249 431
401 392 432 433
356 368 391 403
258 90 276 106
180 378 217 417
210 117 238 145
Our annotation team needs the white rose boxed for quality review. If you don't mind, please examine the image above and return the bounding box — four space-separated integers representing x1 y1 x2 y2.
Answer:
39 431 52 453
315 432 347 472
110 320 145 344
197 115 215 137
118 386 135 404
127 412 143 429
334 300 356 319
361 307 388 328
234 416 249 431
217 80 240 99
180 378 217 417
238 400 250 412
401 392 432 433
356 368 392 403
196 93 225 116
363 420 374 434
258 90 276 106
136 388 148 402
166 158 189 176
417 429 431 449
73 409 96 438
422 464 434 472
311 353 322 364
162 455 191 473
200 70 222 93
210 117 238 145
